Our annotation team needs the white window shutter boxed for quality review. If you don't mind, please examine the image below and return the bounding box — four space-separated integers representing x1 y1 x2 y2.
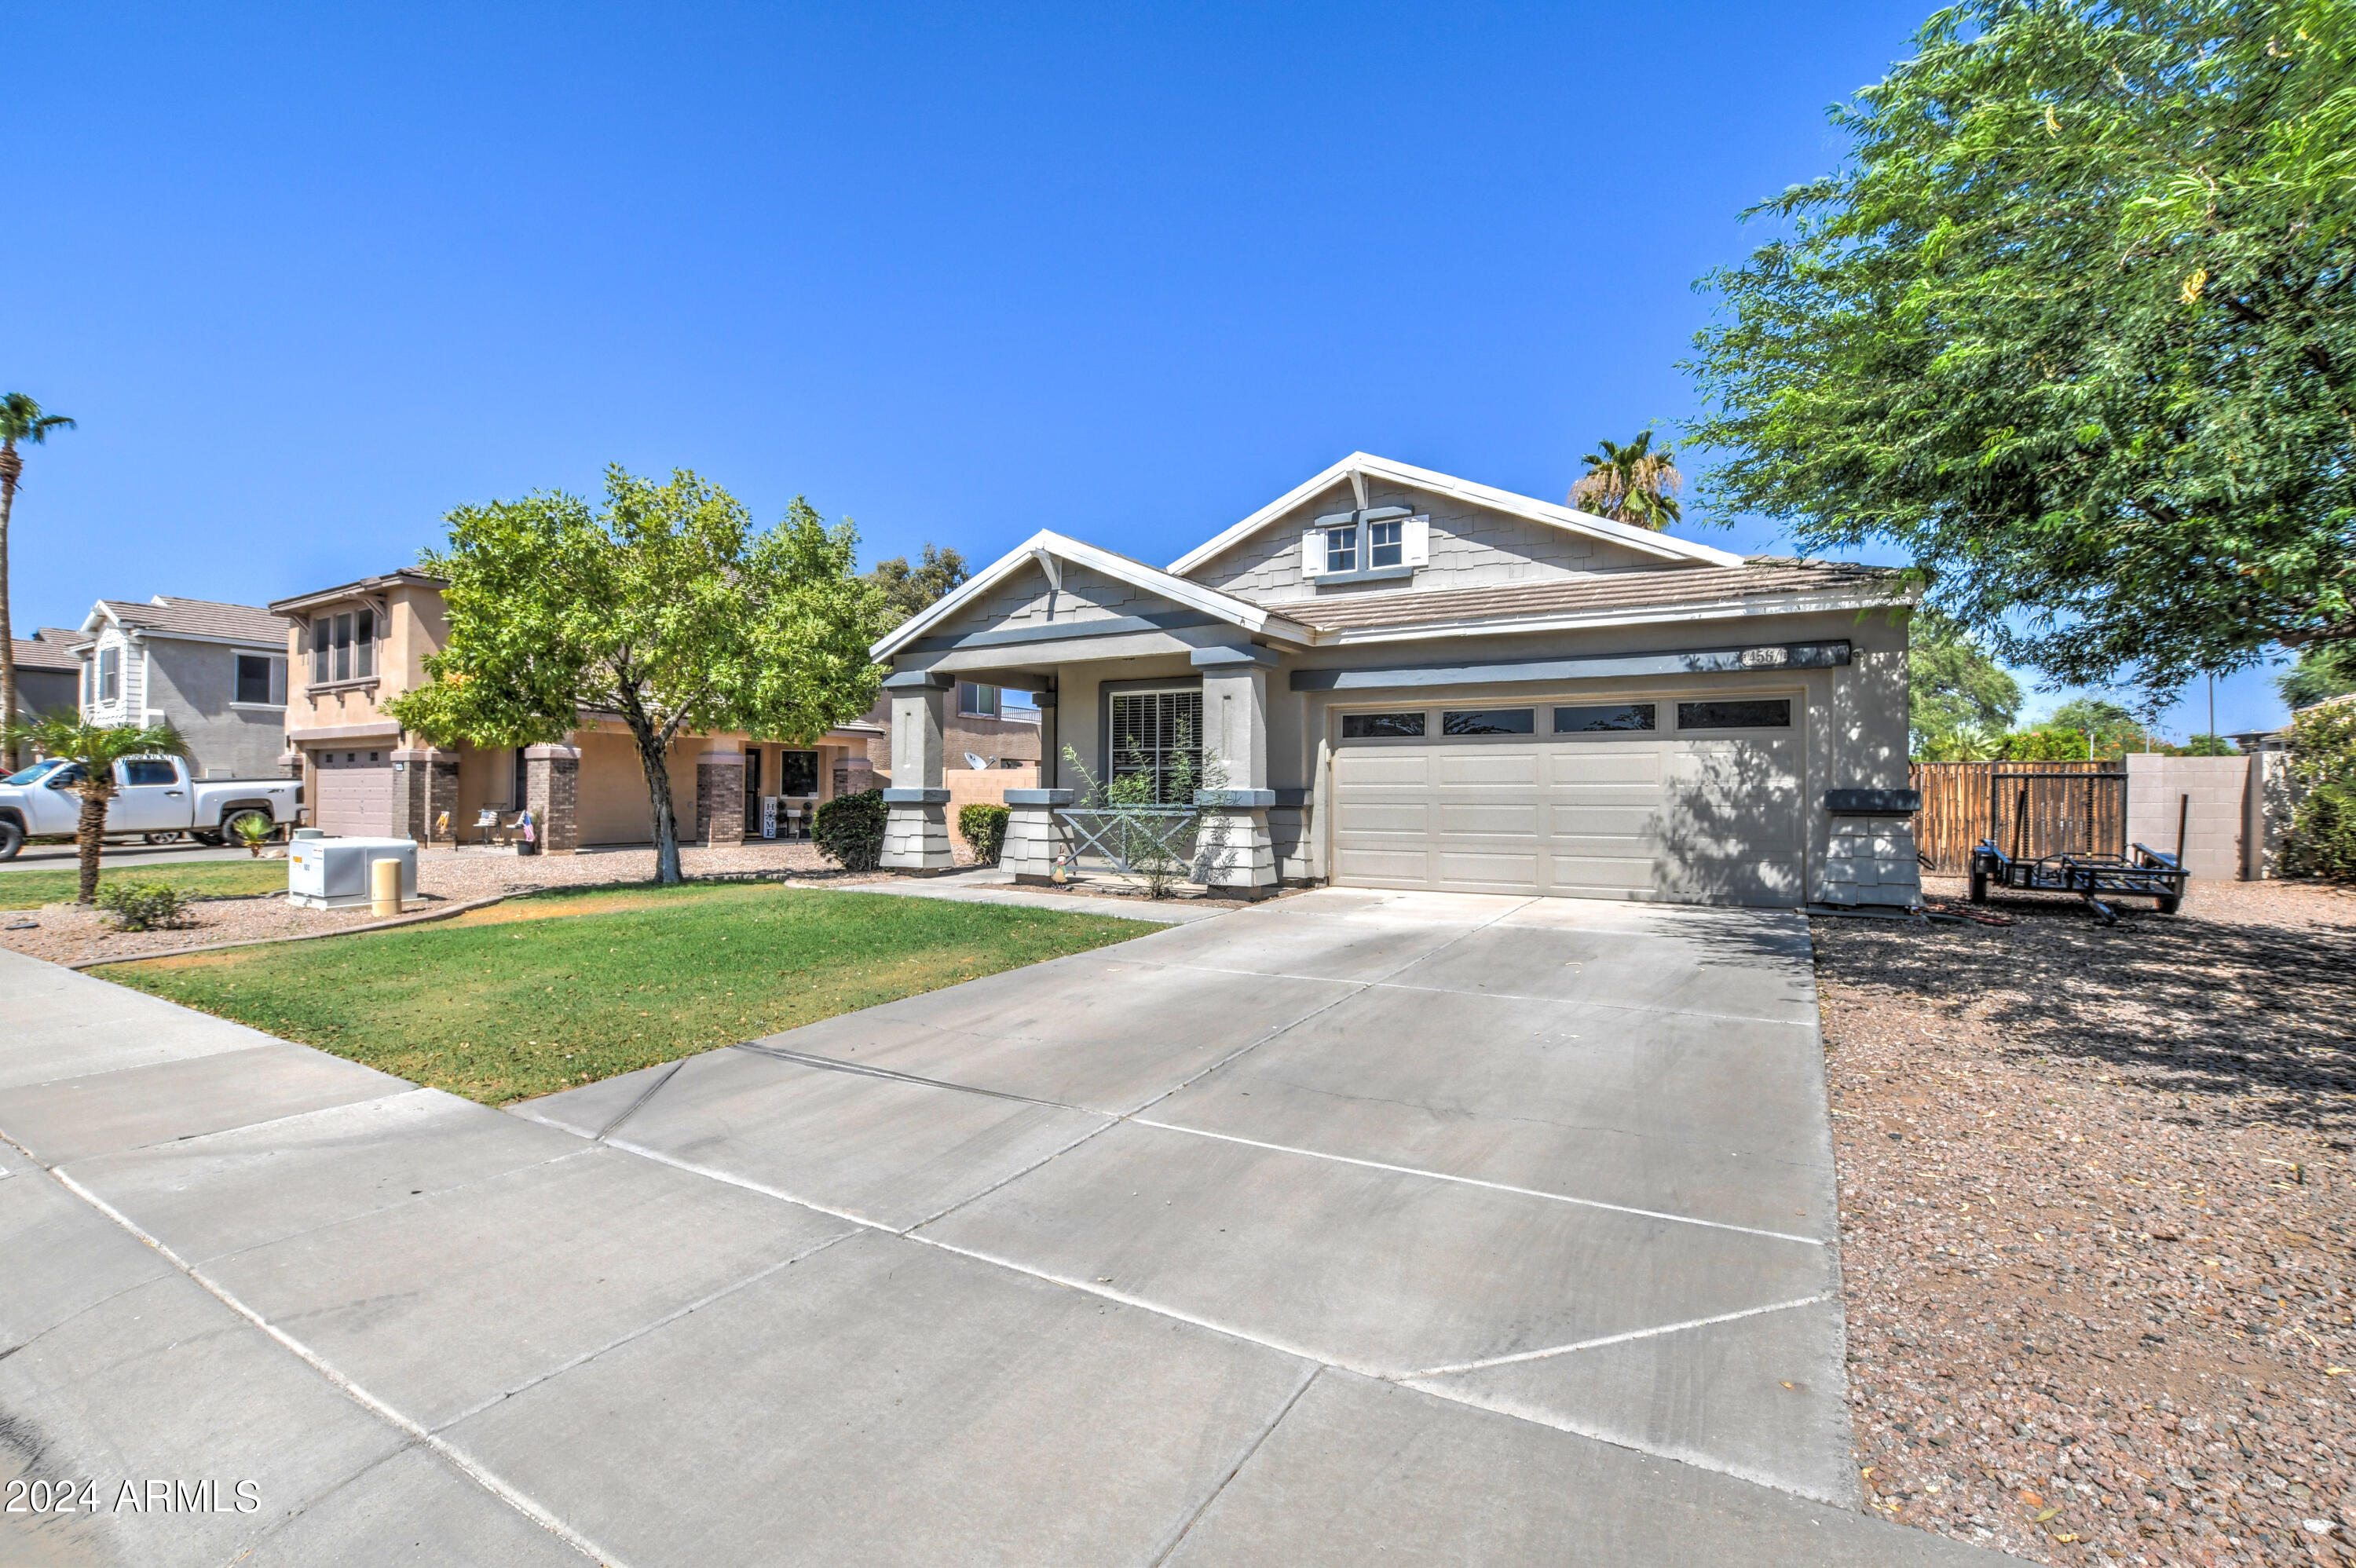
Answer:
1300 530 1325 579
1403 515 1431 566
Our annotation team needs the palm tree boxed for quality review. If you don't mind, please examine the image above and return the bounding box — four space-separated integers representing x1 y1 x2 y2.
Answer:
1570 430 1683 530
1 394 78 770
0 715 187 903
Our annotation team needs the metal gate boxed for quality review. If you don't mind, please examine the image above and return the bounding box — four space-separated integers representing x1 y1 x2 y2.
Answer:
1981 767 2127 862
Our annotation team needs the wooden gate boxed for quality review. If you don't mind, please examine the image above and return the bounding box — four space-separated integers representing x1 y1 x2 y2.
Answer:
1909 761 2127 872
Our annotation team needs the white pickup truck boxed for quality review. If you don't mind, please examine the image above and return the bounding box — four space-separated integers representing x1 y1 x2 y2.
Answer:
0 755 304 861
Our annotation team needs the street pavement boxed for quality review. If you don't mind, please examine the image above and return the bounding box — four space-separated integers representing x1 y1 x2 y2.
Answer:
0 888 1992 1565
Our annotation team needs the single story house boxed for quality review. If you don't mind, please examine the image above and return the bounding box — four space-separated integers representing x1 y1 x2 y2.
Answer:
9 628 85 725
870 453 1921 907
74 597 292 778
269 570 884 846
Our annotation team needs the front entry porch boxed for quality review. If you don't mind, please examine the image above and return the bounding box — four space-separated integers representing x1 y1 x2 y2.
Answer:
877 644 1288 898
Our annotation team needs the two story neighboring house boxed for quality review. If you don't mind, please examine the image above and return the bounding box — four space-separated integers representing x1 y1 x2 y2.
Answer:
9 627 86 723
75 598 291 778
269 569 884 846
869 451 1922 908
858 680 1042 774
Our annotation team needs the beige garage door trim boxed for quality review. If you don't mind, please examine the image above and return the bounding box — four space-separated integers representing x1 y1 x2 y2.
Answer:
1327 691 1806 905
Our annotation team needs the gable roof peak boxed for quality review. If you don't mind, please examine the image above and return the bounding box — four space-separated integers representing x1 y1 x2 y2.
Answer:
1168 451 1743 576
869 528 1307 662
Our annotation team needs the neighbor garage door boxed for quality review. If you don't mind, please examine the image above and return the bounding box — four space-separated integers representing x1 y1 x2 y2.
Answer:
1329 694 1805 905
311 748 397 837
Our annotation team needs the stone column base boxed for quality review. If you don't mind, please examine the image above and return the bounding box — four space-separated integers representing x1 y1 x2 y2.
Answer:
1820 814 1922 908
881 790 955 871
1194 806 1278 894
1001 789 1074 882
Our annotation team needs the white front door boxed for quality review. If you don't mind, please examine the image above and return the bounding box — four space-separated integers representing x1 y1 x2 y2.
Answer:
1328 693 1807 906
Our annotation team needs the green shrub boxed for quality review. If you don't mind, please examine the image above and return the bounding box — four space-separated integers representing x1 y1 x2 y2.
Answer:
2285 701 2356 880
95 880 196 932
958 803 1010 865
813 788 888 872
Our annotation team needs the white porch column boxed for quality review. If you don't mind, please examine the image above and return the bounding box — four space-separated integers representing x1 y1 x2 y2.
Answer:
1001 788 1074 883
880 669 954 872
1192 645 1279 896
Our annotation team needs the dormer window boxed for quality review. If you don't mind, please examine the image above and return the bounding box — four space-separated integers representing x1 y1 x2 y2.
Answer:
1324 524 1358 575
1368 517 1403 568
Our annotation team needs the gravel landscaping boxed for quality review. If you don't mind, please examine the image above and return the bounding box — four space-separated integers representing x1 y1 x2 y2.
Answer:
0 841 894 967
1817 874 2356 1566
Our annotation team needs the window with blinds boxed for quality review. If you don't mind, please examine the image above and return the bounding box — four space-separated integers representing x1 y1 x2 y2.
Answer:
1108 689 1202 803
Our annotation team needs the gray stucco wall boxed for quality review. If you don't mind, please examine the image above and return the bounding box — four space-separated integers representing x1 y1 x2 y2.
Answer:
11 667 79 724
141 638 289 778
1189 477 1670 604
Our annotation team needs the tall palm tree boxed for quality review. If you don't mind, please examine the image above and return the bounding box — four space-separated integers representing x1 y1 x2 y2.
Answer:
1570 430 1683 530
1 394 78 770
0 715 186 903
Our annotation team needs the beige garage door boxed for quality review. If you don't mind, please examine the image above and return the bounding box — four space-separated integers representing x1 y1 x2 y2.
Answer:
1329 696 1805 905
313 750 396 837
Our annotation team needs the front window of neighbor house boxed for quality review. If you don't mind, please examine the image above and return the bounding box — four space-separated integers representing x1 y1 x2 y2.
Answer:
1323 524 1357 574
1368 517 1403 568
97 647 120 705
236 653 286 706
1109 688 1202 803
316 609 378 684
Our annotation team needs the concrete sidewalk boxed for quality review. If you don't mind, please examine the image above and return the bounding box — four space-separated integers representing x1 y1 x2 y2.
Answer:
0 896 1992 1566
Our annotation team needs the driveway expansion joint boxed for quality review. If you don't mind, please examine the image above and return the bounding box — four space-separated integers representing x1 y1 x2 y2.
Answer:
32 1158 627 1568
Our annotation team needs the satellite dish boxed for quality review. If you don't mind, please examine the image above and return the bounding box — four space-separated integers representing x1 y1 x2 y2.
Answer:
964 752 991 771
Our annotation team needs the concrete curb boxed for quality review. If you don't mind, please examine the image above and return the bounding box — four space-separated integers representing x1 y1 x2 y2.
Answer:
65 891 528 970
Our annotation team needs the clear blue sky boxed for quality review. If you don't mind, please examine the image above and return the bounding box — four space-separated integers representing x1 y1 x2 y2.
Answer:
12 2 2286 736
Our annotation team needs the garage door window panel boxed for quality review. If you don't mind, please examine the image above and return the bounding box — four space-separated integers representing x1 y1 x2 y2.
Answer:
1675 699 1791 730
1553 703 1655 733
1441 709 1535 736
1341 711 1425 740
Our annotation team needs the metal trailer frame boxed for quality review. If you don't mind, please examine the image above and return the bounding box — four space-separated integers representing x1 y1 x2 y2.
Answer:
1966 783 2191 924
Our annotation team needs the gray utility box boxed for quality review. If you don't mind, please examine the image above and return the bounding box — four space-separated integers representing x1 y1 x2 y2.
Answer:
287 836 418 910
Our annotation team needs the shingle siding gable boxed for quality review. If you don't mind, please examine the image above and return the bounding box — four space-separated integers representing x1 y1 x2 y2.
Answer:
1186 481 1674 605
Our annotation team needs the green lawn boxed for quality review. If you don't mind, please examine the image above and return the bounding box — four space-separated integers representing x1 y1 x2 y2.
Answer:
103 882 1147 1104
0 857 287 909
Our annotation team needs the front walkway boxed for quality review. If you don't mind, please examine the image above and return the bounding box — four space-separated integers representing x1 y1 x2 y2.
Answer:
0 890 1989 1565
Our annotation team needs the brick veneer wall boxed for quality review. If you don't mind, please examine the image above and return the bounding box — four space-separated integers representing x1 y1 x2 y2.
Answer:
525 747 580 853
697 757 746 847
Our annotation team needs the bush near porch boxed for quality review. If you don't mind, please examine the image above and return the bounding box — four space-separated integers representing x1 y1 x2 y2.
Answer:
103 882 1144 1103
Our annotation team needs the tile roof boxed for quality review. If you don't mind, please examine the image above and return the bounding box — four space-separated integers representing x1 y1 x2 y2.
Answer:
9 632 84 672
1284 557 1906 634
99 597 288 645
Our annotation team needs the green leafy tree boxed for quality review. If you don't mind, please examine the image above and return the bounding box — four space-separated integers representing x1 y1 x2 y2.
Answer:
2002 727 2093 762
2181 733 2237 755
386 466 887 885
2043 696 2153 757
0 394 77 769
2277 645 2356 711
0 716 187 902
2284 700 2356 879
1568 432 1683 529
866 543 969 623
1909 608 2021 758
1685 0 2356 696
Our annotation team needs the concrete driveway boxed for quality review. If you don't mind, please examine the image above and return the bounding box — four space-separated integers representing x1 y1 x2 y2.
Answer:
0 887 1987 1566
